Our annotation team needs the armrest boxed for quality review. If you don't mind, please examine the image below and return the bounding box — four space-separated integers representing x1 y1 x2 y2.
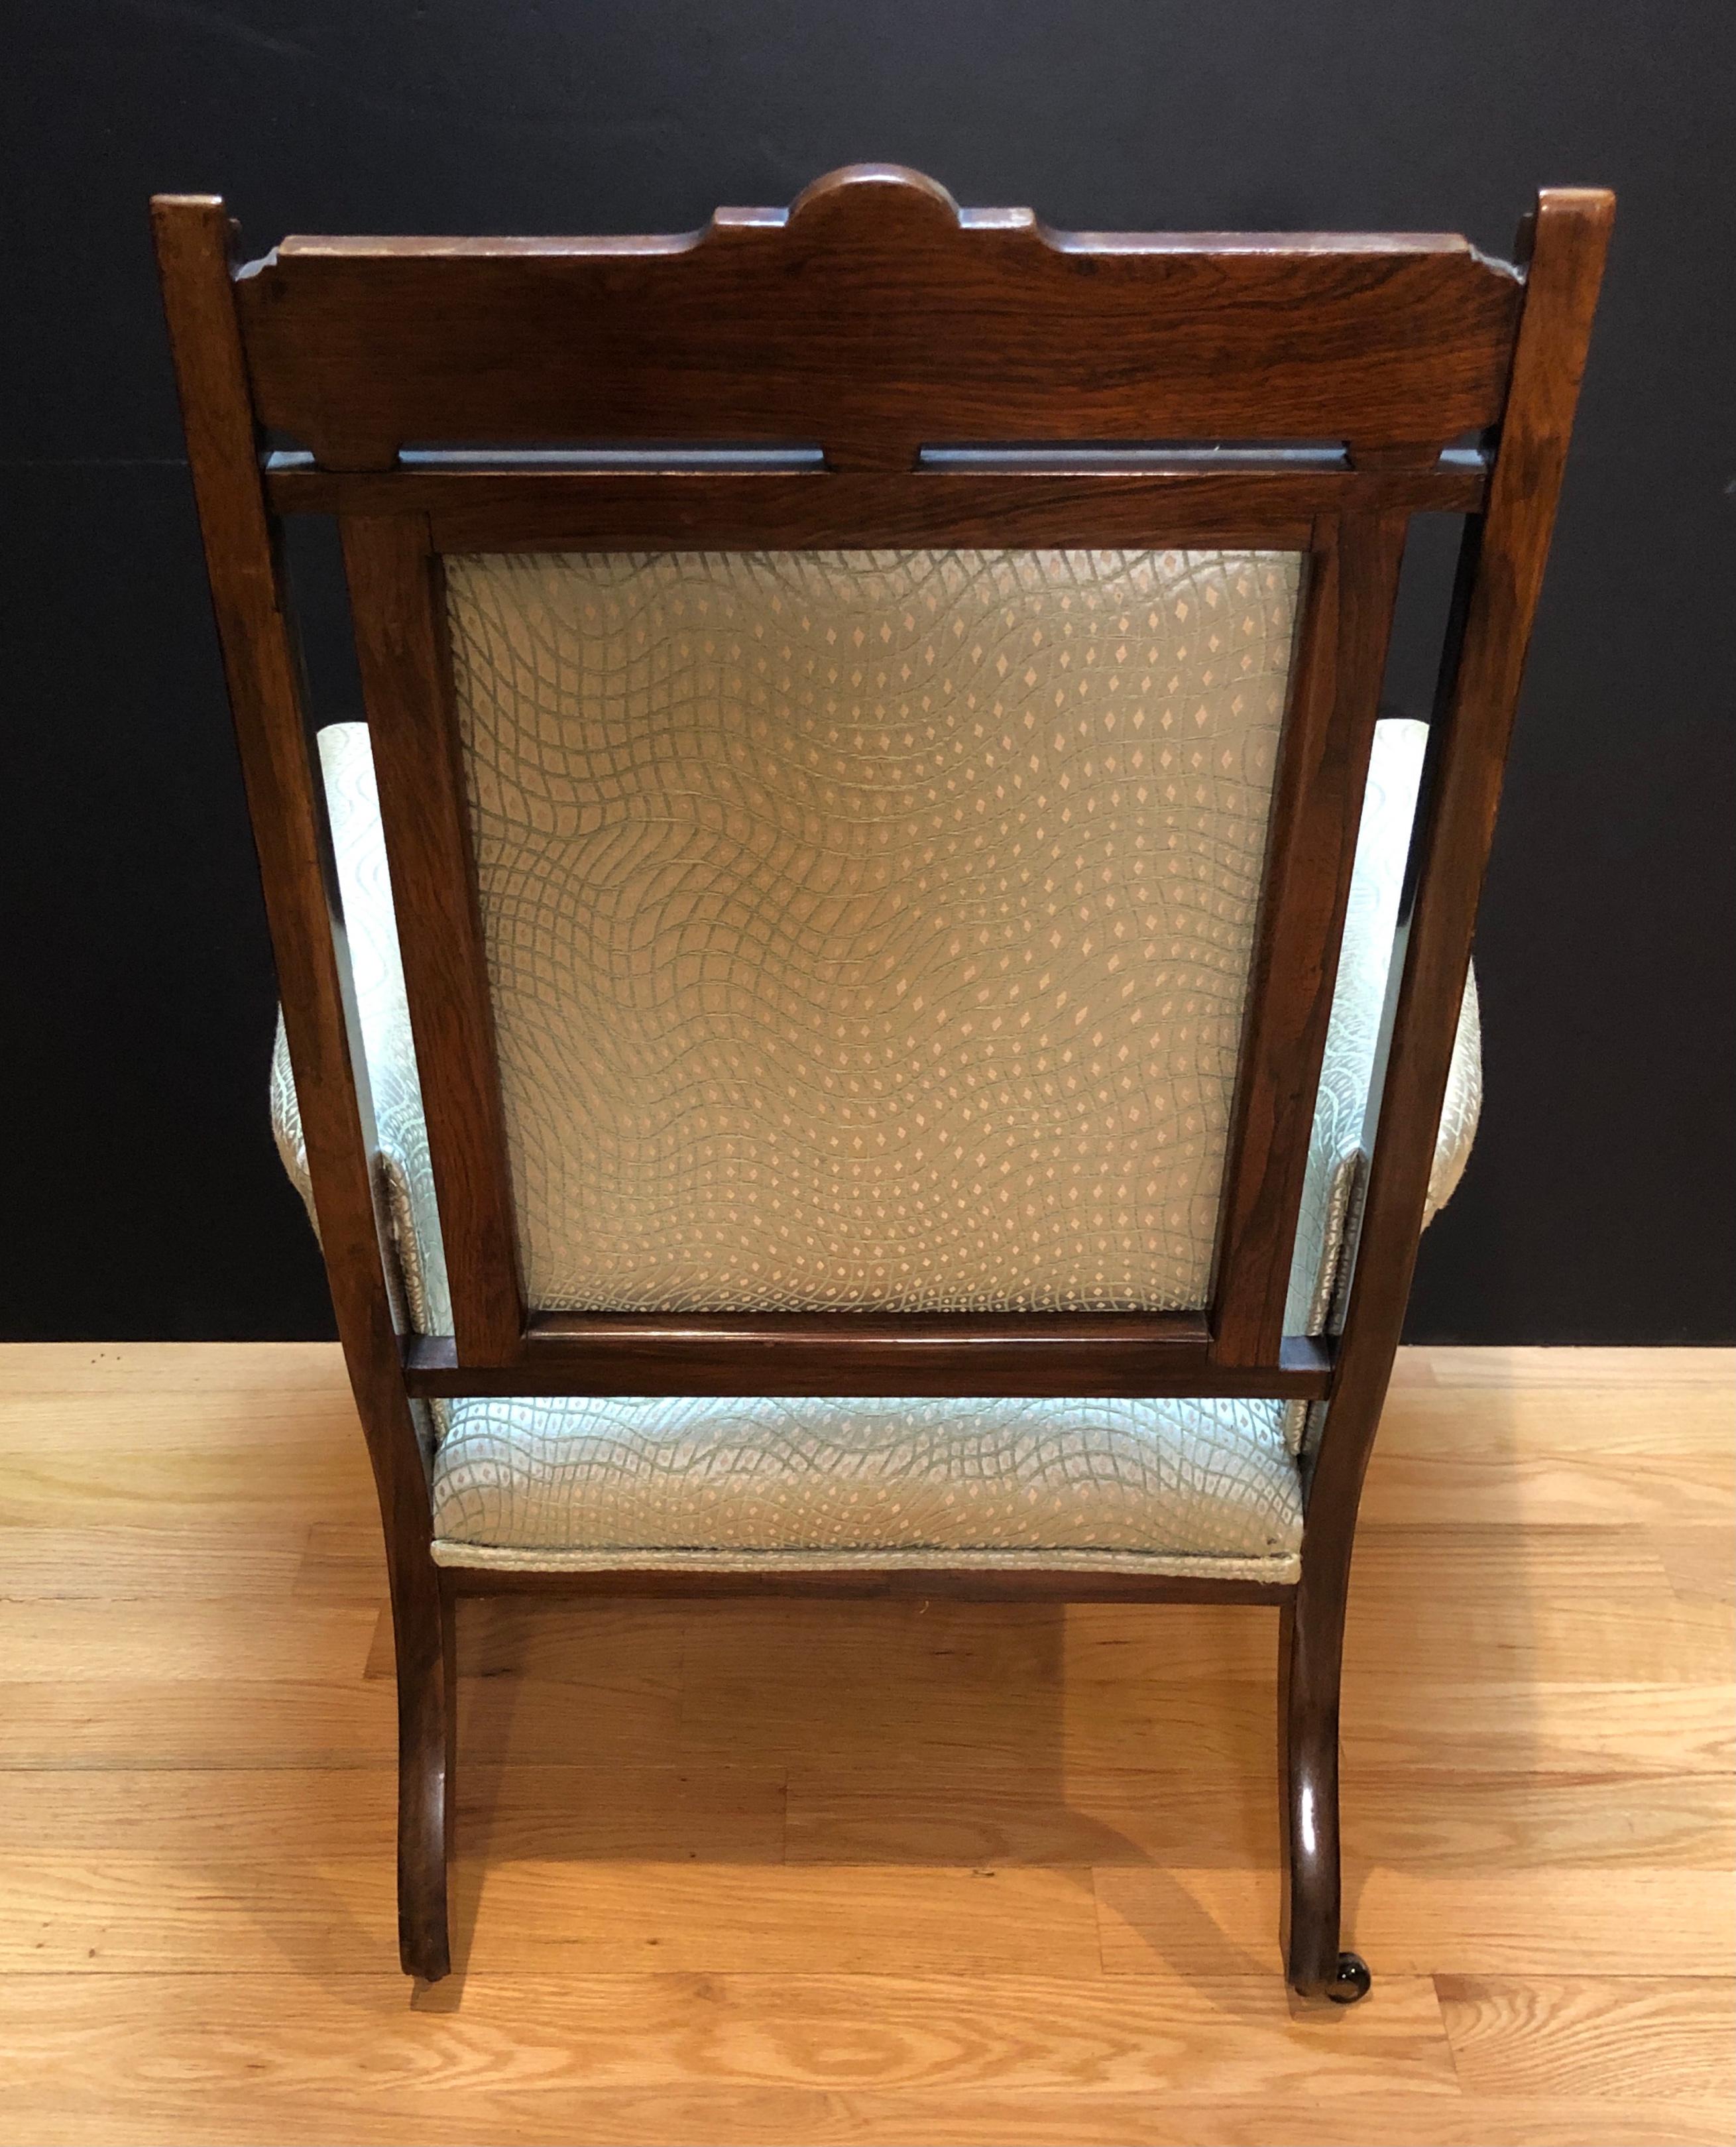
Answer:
1283 719 1483 1342
267 723 452 1335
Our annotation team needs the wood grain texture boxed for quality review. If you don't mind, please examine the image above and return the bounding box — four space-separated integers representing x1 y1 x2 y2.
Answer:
406 1321 1330 1402
1436 1975 1736 2101
148 202 431 1573
783 1766 1733 1871
1271 187 1613 2001
152 196 456 1979
341 513 524 1366
0 1342 1729 2144
1307 188 1617 1533
264 460 1487 535
1096 1867 1735 1977
234 164 1523 471
0 2078 1728 2147
447 1570 1293 1607
1651 1527 1736 1605
1210 512 1406 1361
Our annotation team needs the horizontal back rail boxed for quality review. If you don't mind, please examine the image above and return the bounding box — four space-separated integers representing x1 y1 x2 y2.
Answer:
235 164 1523 472
262 460 1487 542
404 1319 1331 1399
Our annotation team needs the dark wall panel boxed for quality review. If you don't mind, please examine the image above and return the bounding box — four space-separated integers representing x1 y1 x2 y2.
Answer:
3 0 1731 1340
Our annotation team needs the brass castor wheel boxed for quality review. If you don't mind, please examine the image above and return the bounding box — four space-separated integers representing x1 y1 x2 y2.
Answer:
1326 1951 1372 2004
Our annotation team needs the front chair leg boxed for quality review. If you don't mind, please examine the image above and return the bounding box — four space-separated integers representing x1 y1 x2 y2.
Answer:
392 1559 455 1981
1279 1580 1370 2004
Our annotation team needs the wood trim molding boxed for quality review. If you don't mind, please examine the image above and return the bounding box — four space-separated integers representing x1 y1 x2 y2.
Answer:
1311 187 1617 1511
404 1321 1331 1400
233 164 1523 471
1210 510 1409 1362
150 197 426 1514
442 1565 1295 1605
153 194 457 1979
339 512 526 1365
1279 190 1615 1997
263 459 1489 530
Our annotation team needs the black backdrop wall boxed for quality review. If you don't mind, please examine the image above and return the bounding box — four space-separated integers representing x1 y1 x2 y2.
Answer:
3 1 1731 1343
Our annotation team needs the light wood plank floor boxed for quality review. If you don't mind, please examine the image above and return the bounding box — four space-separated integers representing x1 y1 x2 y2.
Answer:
0 1344 1729 2145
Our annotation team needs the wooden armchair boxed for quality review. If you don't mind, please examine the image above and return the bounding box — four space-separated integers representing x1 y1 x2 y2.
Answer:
153 166 1610 1996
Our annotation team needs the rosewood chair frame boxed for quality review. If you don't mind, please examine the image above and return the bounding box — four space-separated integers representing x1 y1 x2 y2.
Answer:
152 166 1611 1997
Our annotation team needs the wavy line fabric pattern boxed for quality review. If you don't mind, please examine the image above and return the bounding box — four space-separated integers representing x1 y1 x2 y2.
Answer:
428 1391 1304 1577
445 548 1302 1313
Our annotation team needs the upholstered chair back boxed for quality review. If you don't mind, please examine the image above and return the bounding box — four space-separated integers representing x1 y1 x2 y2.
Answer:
442 547 1303 1315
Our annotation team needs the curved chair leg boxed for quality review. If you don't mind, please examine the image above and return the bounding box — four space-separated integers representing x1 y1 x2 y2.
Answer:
392 1558 455 1981
1279 1577 1369 2004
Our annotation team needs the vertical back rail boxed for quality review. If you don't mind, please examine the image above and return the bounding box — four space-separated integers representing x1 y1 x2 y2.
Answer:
154 199 457 1977
150 198 427 1507
1210 510 1409 1362
1278 189 1611 1999
340 514 526 1362
1307 188 1616 1529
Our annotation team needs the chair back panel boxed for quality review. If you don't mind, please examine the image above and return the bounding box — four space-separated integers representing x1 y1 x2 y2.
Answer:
150 170 1613 1389
444 546 1302 1312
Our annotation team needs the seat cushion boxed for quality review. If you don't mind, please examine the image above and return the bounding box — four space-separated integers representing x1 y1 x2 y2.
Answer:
429 1391 1302 1580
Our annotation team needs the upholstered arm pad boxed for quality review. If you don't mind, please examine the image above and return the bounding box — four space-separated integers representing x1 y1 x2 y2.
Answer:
1283 719 1481 1338
269 725 451 1336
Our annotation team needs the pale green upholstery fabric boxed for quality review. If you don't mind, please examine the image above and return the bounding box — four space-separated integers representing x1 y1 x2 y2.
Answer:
428 1391 1303 1580
270 725 449 1336
445 549 1302 1314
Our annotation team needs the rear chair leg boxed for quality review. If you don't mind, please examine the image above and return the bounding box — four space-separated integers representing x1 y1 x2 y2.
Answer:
1279 1582 1370 2004
393 1560 455 1981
